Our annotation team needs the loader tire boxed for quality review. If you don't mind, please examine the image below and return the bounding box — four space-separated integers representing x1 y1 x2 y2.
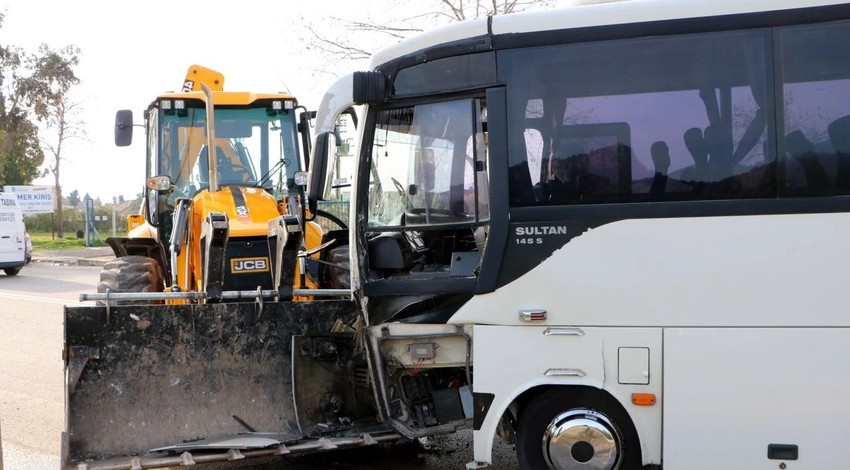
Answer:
96 255 164 305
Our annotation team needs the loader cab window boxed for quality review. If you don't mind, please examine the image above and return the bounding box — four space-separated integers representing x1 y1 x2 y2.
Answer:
363 98 490 289
147 108 166 234
157 102 301 200
146 109 159 180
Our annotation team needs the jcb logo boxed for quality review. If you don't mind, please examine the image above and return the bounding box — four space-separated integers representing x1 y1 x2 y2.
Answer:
230 257 270 274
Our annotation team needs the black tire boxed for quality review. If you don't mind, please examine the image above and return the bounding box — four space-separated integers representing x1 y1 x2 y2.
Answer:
3 266 21 276
516 387 641 470
96 255 164 305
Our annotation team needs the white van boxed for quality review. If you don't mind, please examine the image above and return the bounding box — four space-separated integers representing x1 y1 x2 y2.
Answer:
0 193 27 276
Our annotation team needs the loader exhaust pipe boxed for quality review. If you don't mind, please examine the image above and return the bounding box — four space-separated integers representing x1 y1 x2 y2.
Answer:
201 83 219 193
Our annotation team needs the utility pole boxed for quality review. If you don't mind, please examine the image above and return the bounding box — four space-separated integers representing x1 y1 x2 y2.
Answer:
84 195 95 247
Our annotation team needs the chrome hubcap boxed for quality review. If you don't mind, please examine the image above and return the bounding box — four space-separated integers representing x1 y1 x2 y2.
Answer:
542 409 623 470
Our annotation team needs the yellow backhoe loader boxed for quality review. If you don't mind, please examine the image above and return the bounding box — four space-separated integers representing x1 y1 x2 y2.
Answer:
98 65 339 302
61 66 376 470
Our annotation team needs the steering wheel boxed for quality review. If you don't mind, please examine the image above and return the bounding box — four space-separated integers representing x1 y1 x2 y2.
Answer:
404 207 473 226
315 208 348 230
220 162 249 174
406 208 456 216
227 163 249 171
217 162 253 185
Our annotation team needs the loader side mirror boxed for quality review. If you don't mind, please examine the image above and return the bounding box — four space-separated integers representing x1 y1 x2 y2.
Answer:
115 110 134 147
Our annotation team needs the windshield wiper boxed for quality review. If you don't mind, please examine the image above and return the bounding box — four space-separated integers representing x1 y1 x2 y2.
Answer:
257 159 287 188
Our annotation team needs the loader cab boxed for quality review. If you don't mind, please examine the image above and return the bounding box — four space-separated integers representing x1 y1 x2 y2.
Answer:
119 94 306 243
155 96 302 198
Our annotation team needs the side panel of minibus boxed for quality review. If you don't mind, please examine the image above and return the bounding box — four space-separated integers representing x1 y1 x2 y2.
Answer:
664 328 850 469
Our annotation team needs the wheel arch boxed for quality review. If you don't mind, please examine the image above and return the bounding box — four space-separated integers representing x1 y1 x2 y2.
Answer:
105 236 170 286
513 384 630 419
504 384 638 438
512 384 644 469
475 383 650 468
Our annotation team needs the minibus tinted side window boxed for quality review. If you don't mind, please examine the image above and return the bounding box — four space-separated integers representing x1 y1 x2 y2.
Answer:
779 20 850 196
503 29 773 206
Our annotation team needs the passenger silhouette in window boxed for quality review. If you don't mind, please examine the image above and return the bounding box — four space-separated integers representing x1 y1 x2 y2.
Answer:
786 130 829 192
549 144 597 203
829 115 850 191
682 127 709 194
649 141 670 197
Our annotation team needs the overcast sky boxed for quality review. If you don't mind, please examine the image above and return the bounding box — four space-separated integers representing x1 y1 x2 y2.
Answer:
1 0 584 202
0 0 401 201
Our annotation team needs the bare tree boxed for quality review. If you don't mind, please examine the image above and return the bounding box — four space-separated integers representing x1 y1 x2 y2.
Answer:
299 9 430 74
436 0 555 21
305 19 424 65
41 97 84 238
298 0 555 76
22 44 82 238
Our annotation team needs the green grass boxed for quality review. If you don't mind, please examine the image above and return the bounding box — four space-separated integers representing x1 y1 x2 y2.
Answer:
30 232 111 250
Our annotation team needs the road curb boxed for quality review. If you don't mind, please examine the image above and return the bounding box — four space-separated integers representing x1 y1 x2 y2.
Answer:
32 247 115 268
78 258 113 267
33 257 113 267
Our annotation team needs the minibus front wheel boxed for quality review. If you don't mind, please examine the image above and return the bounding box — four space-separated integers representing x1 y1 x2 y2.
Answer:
516 387 641 470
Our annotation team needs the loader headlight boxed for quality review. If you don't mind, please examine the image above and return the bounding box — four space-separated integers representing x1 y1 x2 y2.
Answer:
294 171 309 187
146 175 173 192
270 100 295 111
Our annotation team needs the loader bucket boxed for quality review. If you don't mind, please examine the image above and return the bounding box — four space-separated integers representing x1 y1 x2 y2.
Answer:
62 300 359 468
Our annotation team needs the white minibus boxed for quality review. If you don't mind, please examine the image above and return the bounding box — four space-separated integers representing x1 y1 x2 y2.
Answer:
0 193 28 276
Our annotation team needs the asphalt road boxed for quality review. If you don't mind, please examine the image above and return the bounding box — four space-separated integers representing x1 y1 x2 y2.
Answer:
0 261 92 469
0 261 520 470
